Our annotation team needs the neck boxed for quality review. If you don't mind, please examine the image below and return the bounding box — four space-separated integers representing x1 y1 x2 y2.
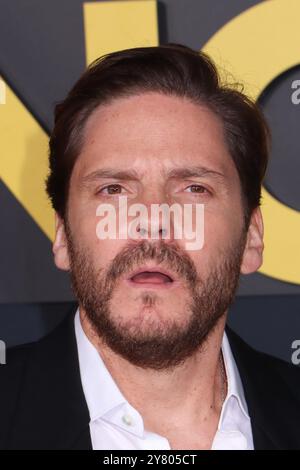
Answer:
79 307 227 440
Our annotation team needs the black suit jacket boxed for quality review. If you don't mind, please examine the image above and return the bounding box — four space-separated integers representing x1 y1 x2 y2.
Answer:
1 304 300 450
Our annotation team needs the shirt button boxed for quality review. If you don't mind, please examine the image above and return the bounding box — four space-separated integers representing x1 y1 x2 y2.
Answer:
122 413 134 426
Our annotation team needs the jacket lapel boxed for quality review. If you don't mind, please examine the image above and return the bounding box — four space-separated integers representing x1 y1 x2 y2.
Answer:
226 325 300 450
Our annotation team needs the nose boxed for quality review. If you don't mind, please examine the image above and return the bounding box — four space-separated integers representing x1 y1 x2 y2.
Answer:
129 203 174 242
137 224 168 239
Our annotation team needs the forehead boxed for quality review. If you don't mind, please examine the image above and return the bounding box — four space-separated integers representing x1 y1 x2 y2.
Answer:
73 91 236 178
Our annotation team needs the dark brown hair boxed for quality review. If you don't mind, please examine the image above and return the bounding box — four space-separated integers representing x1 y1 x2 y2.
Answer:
46 43 270 227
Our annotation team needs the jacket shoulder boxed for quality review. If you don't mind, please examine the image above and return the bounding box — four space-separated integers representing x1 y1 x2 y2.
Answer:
226 325 300 386
0 341 37 447
226 325 300 448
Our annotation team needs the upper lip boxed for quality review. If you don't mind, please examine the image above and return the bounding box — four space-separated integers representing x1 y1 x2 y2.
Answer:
127 265 176 282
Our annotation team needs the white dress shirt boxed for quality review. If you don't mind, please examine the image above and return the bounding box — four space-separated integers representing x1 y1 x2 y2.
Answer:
74 309 254 450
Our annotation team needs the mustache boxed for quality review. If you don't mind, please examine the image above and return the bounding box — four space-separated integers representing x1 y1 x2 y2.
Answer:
104 239 199 288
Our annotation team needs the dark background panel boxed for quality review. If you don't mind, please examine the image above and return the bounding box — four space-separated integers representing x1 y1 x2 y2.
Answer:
259 65 300 212
0 0 86 131
158 0 260 49
0 180 73 302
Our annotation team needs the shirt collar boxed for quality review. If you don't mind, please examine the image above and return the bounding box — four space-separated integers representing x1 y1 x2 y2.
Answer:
220 330 250 423
74 308 127 422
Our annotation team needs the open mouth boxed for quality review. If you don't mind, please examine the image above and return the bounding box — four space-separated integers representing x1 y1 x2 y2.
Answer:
127 267 175 286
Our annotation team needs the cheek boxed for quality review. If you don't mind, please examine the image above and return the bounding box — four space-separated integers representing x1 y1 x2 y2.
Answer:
86 234 128 272
94 238 127 266
67 206 124 268
189 208 244 265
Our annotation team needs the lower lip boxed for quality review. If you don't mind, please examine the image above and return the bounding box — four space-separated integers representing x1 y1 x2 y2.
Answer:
125 279 179 289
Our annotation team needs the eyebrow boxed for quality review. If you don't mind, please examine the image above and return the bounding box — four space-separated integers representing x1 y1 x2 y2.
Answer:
80 165 227 187
80 168 141 187
166 166 226 181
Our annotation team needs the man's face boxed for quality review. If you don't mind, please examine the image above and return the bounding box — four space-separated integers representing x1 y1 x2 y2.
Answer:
54 92 262 370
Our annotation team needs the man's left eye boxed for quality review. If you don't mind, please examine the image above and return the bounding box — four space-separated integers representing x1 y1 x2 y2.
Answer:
185 184 209 194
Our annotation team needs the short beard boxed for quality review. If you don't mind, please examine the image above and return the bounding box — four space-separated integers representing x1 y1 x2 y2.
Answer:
67 230 246 371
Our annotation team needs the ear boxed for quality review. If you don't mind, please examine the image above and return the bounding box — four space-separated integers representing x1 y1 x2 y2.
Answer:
240 207 264 275
53 213 70 271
